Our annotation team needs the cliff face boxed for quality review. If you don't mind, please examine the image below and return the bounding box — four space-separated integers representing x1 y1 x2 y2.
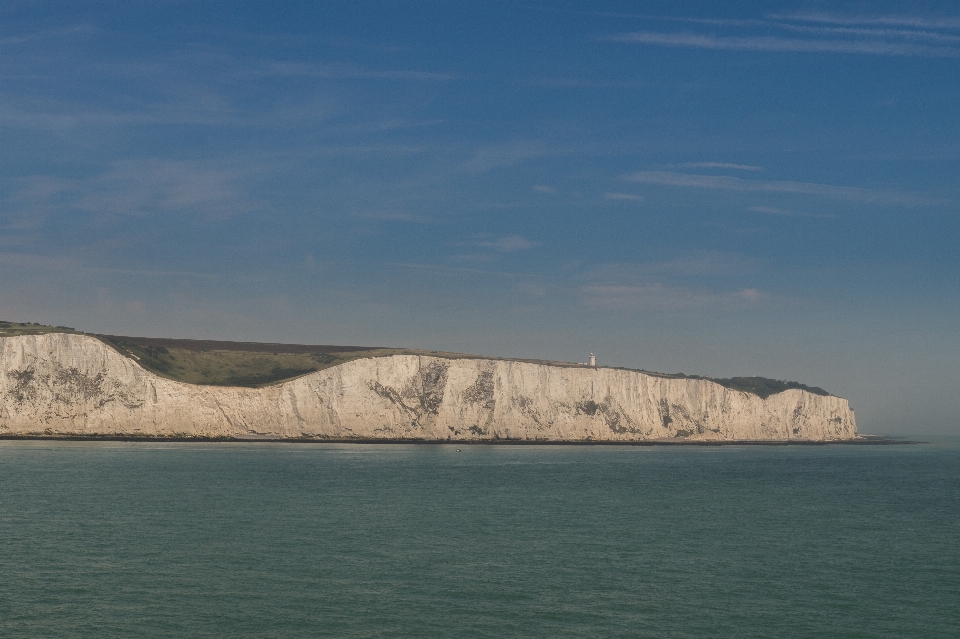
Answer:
0 333 857 441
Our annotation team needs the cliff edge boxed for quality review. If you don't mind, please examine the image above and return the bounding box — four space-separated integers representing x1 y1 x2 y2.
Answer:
0 333 857 441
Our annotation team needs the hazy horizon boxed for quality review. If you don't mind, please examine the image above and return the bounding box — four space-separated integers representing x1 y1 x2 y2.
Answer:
2 1 958 435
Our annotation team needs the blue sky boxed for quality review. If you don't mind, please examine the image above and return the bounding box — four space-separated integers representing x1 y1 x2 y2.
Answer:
2 1 959 434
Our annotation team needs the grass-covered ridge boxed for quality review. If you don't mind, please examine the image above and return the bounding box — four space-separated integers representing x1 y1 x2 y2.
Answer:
96 335 434 387
0 320 81 336
642 372 830 399
0 320 830 397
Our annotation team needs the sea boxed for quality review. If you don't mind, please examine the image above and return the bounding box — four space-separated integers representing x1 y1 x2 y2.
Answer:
1 439 958 638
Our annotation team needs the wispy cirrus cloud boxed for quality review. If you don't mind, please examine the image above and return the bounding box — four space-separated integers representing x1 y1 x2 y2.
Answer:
0 252 214 278
0 24 97 45
574 253 767 311
535 77 645 88
604 192 645 202
578 283 765 311
604 31 960 57
585 252 758 280
602 10 960 58
265 61 460 81
749 205 834 218
0 99 250 131
675 162 763 171
349 210 433 223
7 159 265 224
771 12 960 30
774 22 960 43
626 171 938 206
526 6 763 28
462 141 555 173
749 206 796 216
474 235 540 252
390 262 540 279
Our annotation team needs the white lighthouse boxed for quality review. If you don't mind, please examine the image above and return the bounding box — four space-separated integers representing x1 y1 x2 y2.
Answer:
589 353 596 367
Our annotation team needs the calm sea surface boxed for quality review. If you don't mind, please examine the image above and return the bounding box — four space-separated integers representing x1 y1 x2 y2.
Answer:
1 440 958 638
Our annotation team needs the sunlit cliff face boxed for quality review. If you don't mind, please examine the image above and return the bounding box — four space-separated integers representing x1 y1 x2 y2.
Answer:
1 333 855 441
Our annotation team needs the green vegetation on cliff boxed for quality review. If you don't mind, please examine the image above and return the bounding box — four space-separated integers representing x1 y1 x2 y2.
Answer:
0 321 80 336
710 376 828 398
0 320 830 397
96 335 430 387
647 373 829 399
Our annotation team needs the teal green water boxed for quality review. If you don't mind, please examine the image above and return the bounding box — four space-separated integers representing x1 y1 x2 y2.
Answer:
1 441 958 638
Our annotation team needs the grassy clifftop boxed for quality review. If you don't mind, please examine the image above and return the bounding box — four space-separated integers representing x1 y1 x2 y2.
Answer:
0 320 829 397
96 335 437 387
0 321 81 337
655 373 829 399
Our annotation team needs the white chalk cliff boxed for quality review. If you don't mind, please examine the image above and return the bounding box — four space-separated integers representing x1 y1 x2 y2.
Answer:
0 333 857 441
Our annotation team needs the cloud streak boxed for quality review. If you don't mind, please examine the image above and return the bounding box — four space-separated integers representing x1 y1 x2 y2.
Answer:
0 252 214 278
578 283 765 312
0 24 97 45
604 31 960 57
626 171 937 206
602 11 960 58
266 61 460 81
583 252 758 280
462 141 554 173
573 252 768 311
7 159 265 224
349 210 433 223
772 12 960 31
775 22 960 43
749 206 796 216
675 162 763 171
474 235 540 252
604 192 645 202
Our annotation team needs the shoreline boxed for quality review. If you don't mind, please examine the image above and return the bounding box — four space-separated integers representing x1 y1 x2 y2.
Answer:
0 434 917 445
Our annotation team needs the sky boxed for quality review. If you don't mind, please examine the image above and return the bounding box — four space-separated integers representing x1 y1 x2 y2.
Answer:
2 1 959 435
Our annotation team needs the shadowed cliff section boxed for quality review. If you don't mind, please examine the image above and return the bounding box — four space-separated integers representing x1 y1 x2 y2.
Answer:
1 320 830 398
